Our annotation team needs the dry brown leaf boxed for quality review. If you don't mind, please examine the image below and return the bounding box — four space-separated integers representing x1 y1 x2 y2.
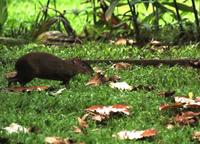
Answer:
3 123 29 134
112 62 131 70
86 73 108 86
8 86 49 92
109 82 133 91
174 111 200 125
113 128 157 140
85 104 130 121
45 137 76 144
86 73 120 86
192 131 200 142
159 103 183 111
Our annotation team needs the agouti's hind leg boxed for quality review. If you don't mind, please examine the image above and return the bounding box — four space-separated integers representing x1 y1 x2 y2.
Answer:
61 79 70 88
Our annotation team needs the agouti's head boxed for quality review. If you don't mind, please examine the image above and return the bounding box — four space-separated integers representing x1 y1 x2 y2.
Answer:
71 58 94 74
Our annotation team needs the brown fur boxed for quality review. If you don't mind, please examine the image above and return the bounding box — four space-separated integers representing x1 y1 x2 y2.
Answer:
9 52 93 86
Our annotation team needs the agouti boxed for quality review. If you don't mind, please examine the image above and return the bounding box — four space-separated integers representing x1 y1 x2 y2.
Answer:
8 52 94 86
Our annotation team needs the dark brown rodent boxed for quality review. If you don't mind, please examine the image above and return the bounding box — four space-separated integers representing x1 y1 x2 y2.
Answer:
8 52 93 86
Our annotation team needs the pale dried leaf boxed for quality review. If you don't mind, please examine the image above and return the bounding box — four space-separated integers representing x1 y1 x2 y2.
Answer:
85 104 130 116
3 123 29 134
113 129 157 140
109 82 133 91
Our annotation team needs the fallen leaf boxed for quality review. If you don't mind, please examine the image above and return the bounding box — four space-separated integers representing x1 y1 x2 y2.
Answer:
8 86 49 92
109 82 133 91
112 62 131 70
3 123 29 134
45 137 76 144
85 104 130 122
113 128 157 140
159 103 183 111
174 111 200 125
49 88 66 96
86 73 120 86
192 131 200 142
86 73 108 86
115 38 127 45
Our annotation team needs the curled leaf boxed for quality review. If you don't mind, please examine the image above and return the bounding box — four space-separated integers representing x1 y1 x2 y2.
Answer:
3 123 29 134
109 82 133 91
113 128 157 140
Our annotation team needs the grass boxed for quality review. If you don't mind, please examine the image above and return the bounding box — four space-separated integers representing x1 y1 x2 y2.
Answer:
0 42 200 144
1 0 200 143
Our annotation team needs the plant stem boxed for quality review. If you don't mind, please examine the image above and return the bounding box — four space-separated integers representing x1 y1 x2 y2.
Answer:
173 0 184 34
127 0 140 42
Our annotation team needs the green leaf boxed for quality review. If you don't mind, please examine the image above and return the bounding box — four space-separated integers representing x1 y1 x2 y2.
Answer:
105 0 119 21
0 0 8 26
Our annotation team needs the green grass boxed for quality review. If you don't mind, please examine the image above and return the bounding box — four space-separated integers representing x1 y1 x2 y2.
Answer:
0 42 200 144
1 0 200 143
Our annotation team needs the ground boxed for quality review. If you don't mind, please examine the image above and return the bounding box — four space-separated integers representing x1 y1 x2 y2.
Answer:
1 0 200 143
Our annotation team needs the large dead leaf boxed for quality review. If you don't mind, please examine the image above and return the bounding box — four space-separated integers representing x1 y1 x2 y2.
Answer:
159 96 200 111
159 103 184 111
174 111 200 125
112 62 131 70
3 123 29 134
113 128 157 140
85 104 130 122
109 82 133 91
8 86 49 92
